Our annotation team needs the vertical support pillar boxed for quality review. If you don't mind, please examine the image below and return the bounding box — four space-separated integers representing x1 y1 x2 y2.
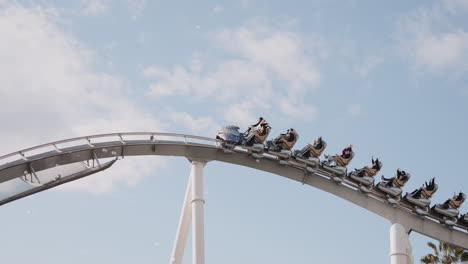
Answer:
390 223 413 264
170 174 193 264
191 161 206 264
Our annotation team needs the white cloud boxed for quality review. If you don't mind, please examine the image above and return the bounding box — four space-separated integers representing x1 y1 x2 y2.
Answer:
57 157 165 194
213 5 224 13
443 0 468 13
105 41 116 50
0 4 166 194
354 56 384 77
223 102 256 127
280 100 318 119
143 66 163 77
147 59 273 101
413 31 468 70
144 22 322 122
394 1 468 73
136 32 147 43
0 179 27 197
125 0 146 19
165 112 219 135
216 24 320 91
347 104 361 116
83 0 108 15
239 0 251 8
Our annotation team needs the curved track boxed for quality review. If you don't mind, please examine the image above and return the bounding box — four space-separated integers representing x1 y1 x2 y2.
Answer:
0 132 467 249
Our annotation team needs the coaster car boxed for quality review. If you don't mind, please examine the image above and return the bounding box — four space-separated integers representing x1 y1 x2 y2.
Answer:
458 213 468 229
216 125 242 150
348 158 382 193
293 137 327 173
376 169 410 205
266 129 299 162
432 192 466 226
321 149 355 183
404 178 438 216
240 120 271 159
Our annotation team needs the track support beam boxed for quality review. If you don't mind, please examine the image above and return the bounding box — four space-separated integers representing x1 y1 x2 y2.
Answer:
170 172 193 264
170 161 207 264
390 223 413 264
191 161 206 264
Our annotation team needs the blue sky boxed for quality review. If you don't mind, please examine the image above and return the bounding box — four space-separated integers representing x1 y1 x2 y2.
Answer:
0 0 468 263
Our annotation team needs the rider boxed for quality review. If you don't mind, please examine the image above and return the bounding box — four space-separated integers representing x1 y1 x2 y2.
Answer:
313 136 324 150
442 192 466 209
252 117 264 127
325 144 354 165
273 128 297 151
245 117 264 134
244 118 270 146
397 169 409 181
356 157 381 177
341 145 353 159
286 129 297 143
425 178 436 191
298 136 324 159
371 158 381 170
382 168 410 187
411 178 436 199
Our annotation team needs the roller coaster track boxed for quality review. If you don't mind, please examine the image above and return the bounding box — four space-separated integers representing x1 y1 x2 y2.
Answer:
0 132 467 250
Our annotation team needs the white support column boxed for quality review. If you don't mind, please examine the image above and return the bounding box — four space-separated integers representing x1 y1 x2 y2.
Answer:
191 161 206 264
390 223 413 264
170 174 193 264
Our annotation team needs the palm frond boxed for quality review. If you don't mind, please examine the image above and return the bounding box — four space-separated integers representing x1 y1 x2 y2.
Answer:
427 242 439 256
421 254 438 264
422 240 468 264
461 251 468 262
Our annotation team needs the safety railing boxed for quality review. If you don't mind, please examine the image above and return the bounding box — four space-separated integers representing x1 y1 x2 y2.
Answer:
0 132 218 167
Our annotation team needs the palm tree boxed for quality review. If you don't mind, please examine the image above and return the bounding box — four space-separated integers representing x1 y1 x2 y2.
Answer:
421 241 468 264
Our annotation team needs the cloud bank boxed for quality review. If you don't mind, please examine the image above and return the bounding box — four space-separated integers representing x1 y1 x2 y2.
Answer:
0 4 164 194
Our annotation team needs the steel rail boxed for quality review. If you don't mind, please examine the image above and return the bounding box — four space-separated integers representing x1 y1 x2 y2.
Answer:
0 132 217 162
0 132 466 249
0 159 117 206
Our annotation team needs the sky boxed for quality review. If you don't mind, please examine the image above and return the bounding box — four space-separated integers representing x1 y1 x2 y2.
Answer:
0 0 468 263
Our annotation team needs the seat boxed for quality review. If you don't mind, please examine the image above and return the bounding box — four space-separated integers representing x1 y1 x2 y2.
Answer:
252 123 270 143
392 175 410 188
364 167 379 177
309 140 327 157
421 185 438 198
280 131 299 150
449 194 466 209
335 151 354 166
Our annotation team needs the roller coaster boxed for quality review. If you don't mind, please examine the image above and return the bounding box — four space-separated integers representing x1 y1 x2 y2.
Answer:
0 131 466 264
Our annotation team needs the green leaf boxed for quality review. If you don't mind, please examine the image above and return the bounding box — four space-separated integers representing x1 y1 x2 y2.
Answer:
427 242 439 256
460 252 468 262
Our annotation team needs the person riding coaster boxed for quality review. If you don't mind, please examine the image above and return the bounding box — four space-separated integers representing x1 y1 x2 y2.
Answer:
404 178 438 216
293 137 327 173
240 117 272 159
245 117 264 133
432 192 466 226
347 157 382 193
243 118 271 146
266 128 299 159
322 145 355 183
376 168 410 205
